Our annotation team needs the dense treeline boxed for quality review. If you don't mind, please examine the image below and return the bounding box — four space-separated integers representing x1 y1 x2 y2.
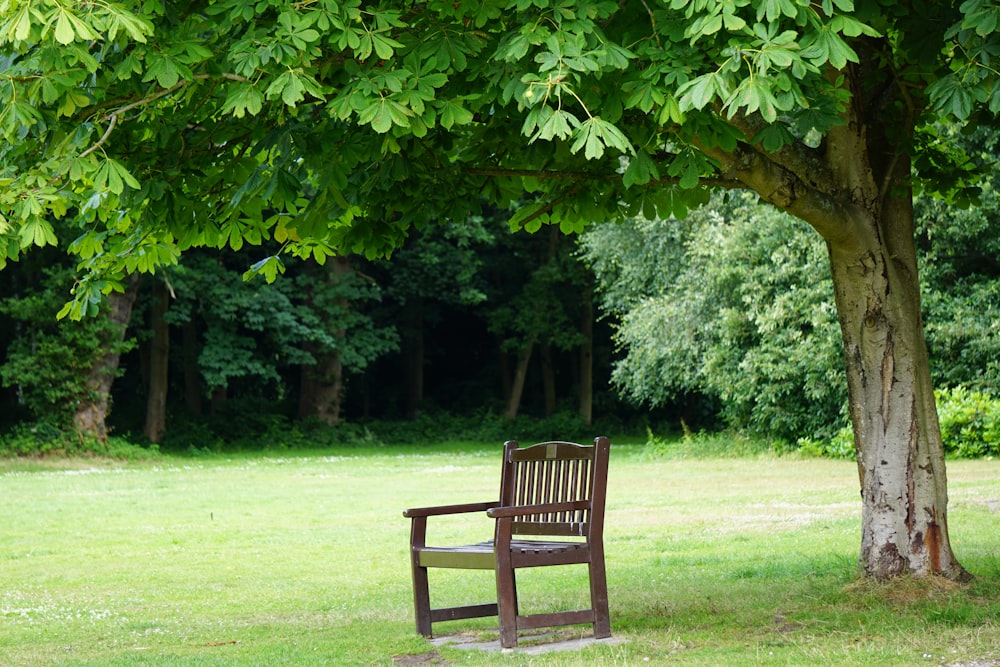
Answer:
0 211 646 453
3 161 999 456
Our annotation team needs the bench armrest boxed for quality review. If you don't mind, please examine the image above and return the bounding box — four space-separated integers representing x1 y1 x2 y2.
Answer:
486 500 590 518
403 501 499 518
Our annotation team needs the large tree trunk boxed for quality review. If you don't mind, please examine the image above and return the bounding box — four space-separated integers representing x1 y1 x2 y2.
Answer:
827 192 966 580
143 279 170 443
698 54 967 580
73 274 140 441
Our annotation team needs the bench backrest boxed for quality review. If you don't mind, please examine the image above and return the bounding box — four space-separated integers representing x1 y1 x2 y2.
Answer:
498 437 610 539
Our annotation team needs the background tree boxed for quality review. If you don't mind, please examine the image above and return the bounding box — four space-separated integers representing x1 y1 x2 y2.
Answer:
377 217 493 417
2 1 999 580
0 263 136 439
582 193 847 442
918 128 1000 393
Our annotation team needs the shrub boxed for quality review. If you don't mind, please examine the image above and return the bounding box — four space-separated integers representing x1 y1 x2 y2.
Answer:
0 423 157 459
796 387 1000 460
797 425 855 459
935 386 1000 458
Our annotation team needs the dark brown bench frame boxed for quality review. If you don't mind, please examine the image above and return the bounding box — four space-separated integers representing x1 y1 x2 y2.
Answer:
402 436 611 648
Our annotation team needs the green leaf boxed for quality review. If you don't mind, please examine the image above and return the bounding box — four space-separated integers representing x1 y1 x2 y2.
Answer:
622 79 666 113
8 4 32 41
94 158 141 195
143 53 183 88
623 150 660 188
439 99 474 129
222 83 265 118
53 9 76 45
569 117 634 159
752 123 796 152
370 32 404 60
927 76 975 120
678 73 728 111
105 8 153 43
18 218 58 248
531 107 580 142
359 99 411 133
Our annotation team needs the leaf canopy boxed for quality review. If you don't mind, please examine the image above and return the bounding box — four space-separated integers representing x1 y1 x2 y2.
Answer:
0 0 997 316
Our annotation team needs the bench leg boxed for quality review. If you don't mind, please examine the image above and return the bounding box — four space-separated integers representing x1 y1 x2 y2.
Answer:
495 526 518 650
412 562 433 637
589 555 611 639
496 564 518 648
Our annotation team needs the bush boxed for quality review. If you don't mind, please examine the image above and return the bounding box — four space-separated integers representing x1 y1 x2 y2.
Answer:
796 387 1000 460
935 386 1000 458
643 427 784 459
0 423 157 459
797 425 855 459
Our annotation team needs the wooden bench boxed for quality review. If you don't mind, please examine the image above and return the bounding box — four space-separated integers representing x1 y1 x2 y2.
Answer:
402 436 611 648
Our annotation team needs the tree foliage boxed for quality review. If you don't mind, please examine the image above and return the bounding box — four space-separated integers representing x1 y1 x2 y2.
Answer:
1 0 994 308
582 194 847 442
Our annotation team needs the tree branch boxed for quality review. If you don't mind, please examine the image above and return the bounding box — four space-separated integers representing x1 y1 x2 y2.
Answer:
79 73 249 159
467 166 744 190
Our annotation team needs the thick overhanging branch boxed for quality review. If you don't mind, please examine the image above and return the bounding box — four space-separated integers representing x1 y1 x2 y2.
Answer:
692 136 864 248
724 112 840 199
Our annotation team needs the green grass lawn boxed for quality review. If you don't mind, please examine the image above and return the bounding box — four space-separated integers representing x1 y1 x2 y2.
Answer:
2 442 999 666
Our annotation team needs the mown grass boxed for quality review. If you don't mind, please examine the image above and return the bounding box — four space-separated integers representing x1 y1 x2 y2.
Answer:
1 441 999 666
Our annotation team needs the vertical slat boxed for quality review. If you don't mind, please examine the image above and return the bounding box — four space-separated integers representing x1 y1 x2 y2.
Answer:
569 459 580 522
557 459 567 520
580 457 591 524
555 459 565 521
541 458 551 509
521 461 533 505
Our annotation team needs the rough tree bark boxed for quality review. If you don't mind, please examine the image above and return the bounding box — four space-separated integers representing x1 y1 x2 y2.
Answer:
826 178 965 579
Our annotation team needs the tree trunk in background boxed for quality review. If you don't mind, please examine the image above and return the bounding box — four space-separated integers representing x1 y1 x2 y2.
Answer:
182 319 203 415
143 280 170 442
300 349 344 426
72 274 140 441
504 342 533 420
210 385 227 413
498 339 513 408
579 287 594 426
298 256 351 425
403 299 425 418
541 344 555 417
